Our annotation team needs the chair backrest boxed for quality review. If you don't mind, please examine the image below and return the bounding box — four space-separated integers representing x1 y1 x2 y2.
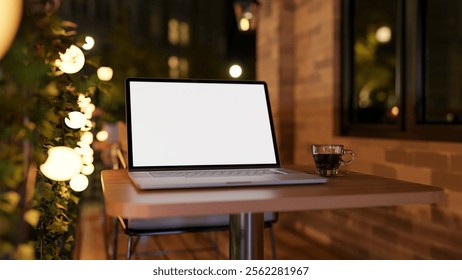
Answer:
126 212 277 231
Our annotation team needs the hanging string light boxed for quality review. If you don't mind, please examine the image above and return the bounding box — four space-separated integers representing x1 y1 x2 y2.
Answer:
40 146 83 181
69 174 89 192
64 111 87 129
0 0 23 59
97 66 114 81
55 45 85 74
41 38 98 192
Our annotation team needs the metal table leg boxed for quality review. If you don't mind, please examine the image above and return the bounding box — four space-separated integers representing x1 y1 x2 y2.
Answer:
229 212 264 260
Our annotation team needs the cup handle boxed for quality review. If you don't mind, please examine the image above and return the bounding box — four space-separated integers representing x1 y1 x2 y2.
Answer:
341 149 354 166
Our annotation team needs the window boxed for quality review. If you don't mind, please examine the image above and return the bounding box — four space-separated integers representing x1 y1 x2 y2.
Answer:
168 18 190 47
341 0 462 141
168 56 189 78
423 0 462 124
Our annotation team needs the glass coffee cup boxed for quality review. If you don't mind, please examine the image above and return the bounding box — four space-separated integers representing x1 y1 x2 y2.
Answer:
311 144 354 176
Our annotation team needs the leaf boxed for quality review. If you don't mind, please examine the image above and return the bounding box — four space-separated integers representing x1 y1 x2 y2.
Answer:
50 24 68 36
39 81 60 97
55 202 67 210
0 241 14 259
24 209 41 228
35 181 55 201
0 191 21 213
48 218 69 233
84 56 101 68
69 194 79 204
61 21 78 28
14 242 36 260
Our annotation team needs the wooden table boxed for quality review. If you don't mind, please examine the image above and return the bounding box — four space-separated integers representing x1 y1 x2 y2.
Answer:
101 167 445 259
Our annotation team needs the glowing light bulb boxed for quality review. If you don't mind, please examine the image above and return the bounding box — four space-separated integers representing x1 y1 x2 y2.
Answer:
70 174 89 192
40 146 83 181
78 95 91 110
376 26 392 43
77 141 89 148
64 111 86 129
96 130 109 142
81 164 95 175
80 131 93 145
239 18 250 32
97 66 113 81
83 103 96 119
82 36 95 50
55 45 85 74
82 154 94 165
229 64 242 78
391 106 400 117
80 120 93 131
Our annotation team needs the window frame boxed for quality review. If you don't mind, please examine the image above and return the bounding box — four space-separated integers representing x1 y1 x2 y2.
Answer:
341 0 462 142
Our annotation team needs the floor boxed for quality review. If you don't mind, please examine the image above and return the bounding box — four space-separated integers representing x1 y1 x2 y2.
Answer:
76 200 353 260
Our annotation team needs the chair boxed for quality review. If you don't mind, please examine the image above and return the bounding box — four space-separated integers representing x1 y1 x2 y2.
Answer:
105 143 278 260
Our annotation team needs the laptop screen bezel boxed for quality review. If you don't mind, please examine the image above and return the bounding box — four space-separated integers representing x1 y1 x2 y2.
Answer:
124 77 281 171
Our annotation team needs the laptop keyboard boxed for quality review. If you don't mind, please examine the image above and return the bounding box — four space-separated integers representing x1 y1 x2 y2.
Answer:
149 169 282 178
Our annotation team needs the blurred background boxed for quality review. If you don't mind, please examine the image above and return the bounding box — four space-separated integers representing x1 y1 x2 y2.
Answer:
58 0 257 124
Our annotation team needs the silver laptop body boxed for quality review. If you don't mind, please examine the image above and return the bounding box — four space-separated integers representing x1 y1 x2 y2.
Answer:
125 78 327 190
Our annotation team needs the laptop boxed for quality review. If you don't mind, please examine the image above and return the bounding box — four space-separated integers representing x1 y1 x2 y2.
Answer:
125 77 327 190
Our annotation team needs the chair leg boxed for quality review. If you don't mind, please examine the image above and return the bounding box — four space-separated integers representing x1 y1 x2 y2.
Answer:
269 226 277 260
127 235 133 260
112 217 119 260
132 236 141 256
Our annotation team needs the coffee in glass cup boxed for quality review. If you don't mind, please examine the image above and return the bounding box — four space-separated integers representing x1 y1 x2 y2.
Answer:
311 144 354 176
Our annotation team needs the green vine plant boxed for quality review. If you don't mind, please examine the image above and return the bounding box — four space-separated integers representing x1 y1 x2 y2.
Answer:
0 1 108 259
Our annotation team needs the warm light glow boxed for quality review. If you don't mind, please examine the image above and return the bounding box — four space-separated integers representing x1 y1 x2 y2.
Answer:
64 111 86 129
0 0 22 60
76 142 93 160
239 18 250 32
391 106 400 117
40 146 83 181
80 131 94 144
77 141 90 149
69 174 89 192
83 103 95 119
179 22 190 46
78 95 91 110
168 56 179 68
55 45 85 74
97 66 113 81
168 19 180 45
376 26 392 43
82 154 94 165
179 58 189 76
229 64 242 78
81 164 95 175
74 142 91 157
80 119 93 131
82 36 95 50
96 130 109 141
234 1 258 32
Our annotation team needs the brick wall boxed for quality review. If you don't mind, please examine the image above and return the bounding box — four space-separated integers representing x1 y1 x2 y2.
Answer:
257 0 296 163
258 0 462 259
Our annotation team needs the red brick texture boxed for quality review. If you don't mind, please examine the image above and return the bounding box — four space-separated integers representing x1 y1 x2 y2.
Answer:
258 0 462 259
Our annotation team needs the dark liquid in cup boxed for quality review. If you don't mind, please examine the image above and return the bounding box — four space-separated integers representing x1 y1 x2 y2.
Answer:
313 154 342 170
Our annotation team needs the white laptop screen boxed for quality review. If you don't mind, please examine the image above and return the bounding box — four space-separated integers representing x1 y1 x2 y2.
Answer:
127 80 278 168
